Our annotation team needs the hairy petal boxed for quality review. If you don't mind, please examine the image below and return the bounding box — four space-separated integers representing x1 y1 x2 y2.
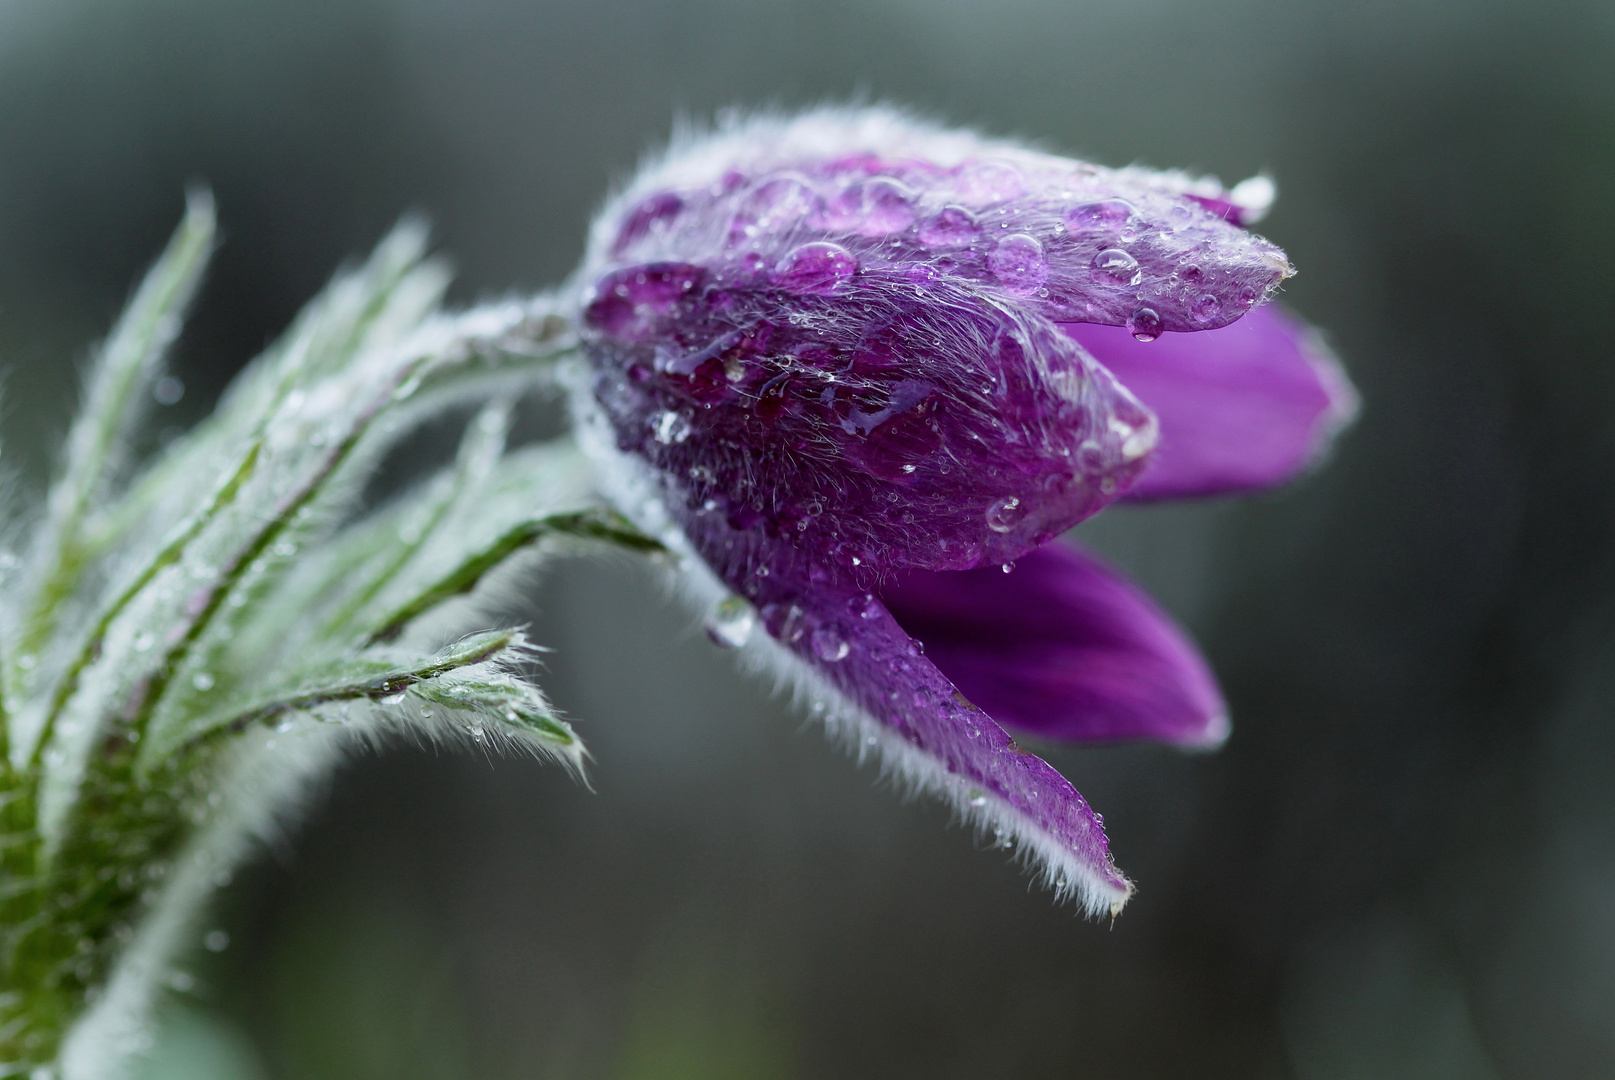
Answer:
881 543 1228 748
1065 305 1359 501
584 106 1292 337
753 569 1134 916
584 272 1156 579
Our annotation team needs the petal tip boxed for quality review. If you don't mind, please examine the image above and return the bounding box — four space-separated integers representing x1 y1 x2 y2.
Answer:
1182 711 1231 753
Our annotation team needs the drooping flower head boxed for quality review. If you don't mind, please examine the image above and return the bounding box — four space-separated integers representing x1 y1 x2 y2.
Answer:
571 108 1355 916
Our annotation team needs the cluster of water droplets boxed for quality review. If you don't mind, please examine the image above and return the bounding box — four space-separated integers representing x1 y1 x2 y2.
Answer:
593 141 1289 345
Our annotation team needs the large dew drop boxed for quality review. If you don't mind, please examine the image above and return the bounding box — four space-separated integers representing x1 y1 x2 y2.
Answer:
775 241 857 294
986 495 1026 533
1092 248 1141 286
810 625 850 662
1127 306 1163 342
917 205 979 249
652 410 692 445
987 234 1048 295
705 595 756 649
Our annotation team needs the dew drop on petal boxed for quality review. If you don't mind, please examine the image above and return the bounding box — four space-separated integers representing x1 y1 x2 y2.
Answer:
191 672 214 692
1128 306 1163 342
1191 293 1222 324
1092 247 1141 286
652 410 691 444
967 789 988 808
917 205 979 248
379 691 407 705
954 159 1026 204
731 175 819 239
838 176 916 235
848 592 880 620
774 241 857 294
810 625 850 662
705 594 756 649
1001 562 1015 574
986 495 1025 533
1066 199 1135 232
987 234 1047 295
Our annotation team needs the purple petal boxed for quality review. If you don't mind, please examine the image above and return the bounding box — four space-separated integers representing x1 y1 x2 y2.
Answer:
584 272 1157 578
880 542 1228 749
586 108 1293 337
738 568 1134 916
1062 305 1359 502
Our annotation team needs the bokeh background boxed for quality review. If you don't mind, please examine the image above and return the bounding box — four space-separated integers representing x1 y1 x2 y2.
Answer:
3 0 1614 1076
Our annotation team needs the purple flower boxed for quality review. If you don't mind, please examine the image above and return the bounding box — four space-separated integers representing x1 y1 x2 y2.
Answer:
570 108 1355 916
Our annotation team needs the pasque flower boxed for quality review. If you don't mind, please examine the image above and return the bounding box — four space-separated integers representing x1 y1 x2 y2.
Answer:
572 108 1355 916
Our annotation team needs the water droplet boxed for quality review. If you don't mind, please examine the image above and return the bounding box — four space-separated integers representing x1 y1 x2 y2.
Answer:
810 625 850 662
774 241 857 294
379 691 407 705
986 495 1025 533
954 159 1025 204
421 706 433 718
865 735 879 747
652 410 691 444
1191 293 1222 325
1001 562 1015 574
133 632 155 653
202 930 230 952
705 595 756 649
274 718 294 734
466 723 487 743
761 601 807 643
1066 199 1135 232
191 672 214 692
17 654 36 671
967 789 987 808
1127 306 1163 342
987 234 1047 295
832 176 916 235
393 374 422 401
271 540 298 558
848 593 880 620
1237 285 1260 308
917 205 979 248
731 174 819 239
152 375 184 405
1091 247 1141 285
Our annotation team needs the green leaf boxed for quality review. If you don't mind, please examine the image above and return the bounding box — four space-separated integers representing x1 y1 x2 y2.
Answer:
146 629 575 767
7 192 216 735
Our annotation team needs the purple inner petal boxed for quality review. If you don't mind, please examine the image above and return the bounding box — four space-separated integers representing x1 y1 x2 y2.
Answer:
1063 305 1358 502
880 542 1228 748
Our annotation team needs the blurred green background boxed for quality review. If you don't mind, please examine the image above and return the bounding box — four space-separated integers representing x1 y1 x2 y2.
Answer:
3 0 1614 1076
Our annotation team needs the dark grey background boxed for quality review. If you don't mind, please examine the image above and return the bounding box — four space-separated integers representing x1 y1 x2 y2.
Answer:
2 0 1613 1076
